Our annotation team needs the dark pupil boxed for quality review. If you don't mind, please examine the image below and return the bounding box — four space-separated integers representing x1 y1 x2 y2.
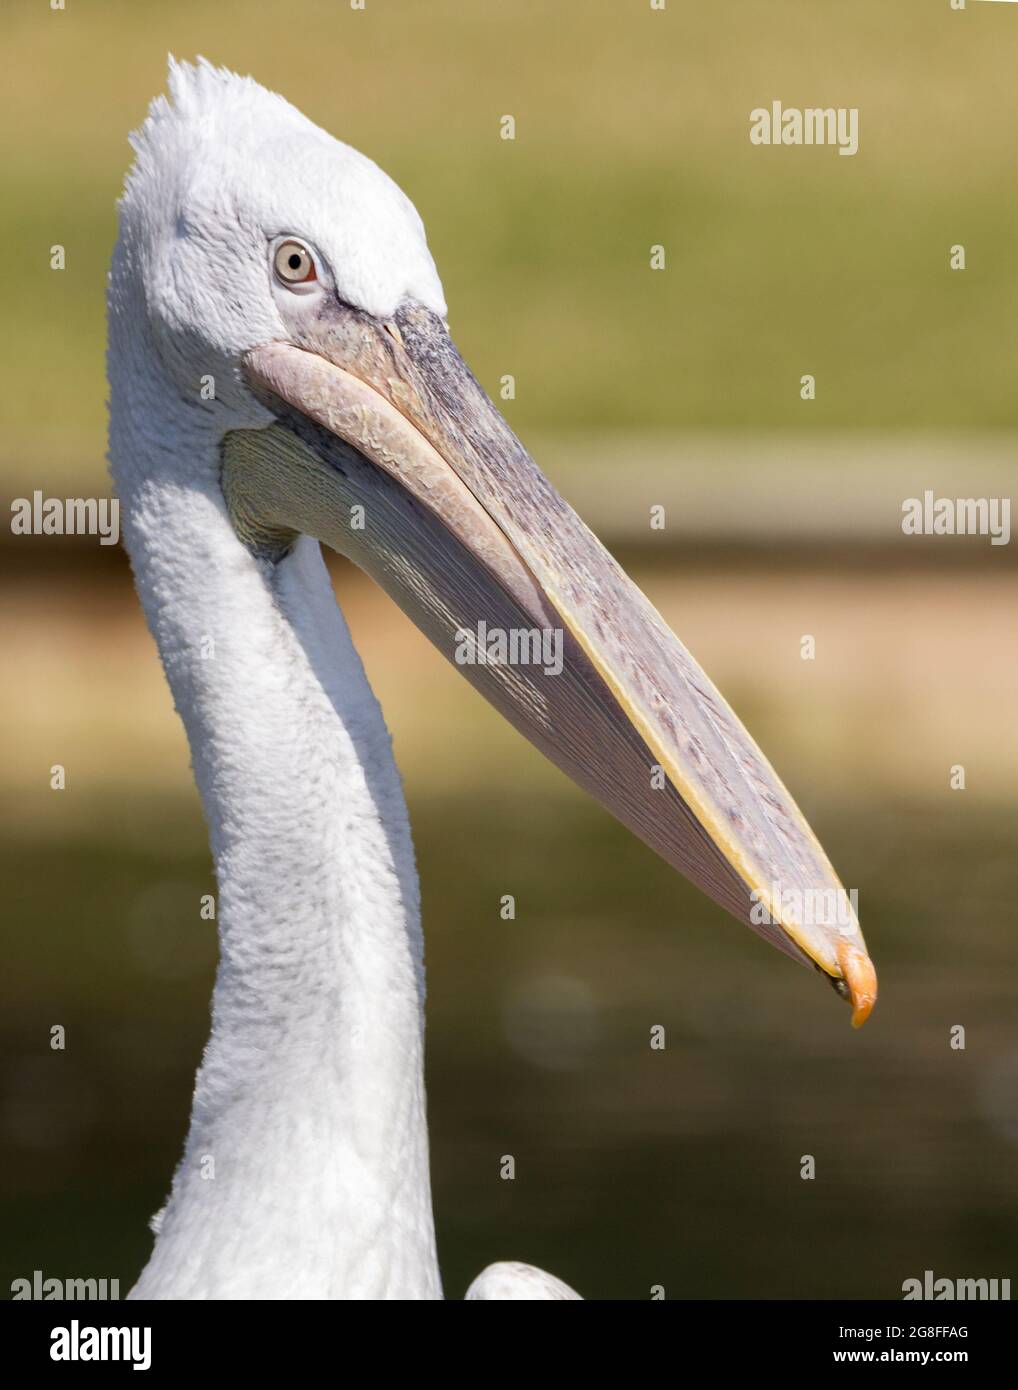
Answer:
287 253 302 271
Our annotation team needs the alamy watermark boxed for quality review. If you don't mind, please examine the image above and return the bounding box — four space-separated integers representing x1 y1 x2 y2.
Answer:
902 1269 1010 1301
750 102 859 157
49 1320 151 1372
10 491 120 546
454 621 564 677
901 491 1010 545
11 1269 120 1299
750 882 859 929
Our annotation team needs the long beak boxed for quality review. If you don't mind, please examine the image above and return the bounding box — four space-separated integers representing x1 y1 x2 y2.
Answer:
221 299 876 1026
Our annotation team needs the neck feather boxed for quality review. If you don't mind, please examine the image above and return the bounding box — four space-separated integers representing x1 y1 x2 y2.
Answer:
112 404 440 1299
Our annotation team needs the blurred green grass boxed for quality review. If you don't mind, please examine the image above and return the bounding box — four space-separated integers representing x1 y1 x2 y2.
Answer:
3 0 1018 493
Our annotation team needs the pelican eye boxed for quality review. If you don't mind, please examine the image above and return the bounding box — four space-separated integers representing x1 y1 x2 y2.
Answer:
273 240 317 285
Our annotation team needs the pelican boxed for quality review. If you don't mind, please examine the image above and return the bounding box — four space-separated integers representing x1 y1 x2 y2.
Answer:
108 59 876 1301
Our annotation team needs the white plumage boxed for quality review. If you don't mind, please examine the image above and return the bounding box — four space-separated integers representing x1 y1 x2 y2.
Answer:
108 58 873 1302
110 59 576 1301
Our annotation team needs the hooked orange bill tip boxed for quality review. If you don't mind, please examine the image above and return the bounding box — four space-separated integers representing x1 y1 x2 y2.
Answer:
837 936 878 1028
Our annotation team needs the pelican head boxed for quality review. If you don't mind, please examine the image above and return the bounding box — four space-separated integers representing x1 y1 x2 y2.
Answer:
109 58 875 1025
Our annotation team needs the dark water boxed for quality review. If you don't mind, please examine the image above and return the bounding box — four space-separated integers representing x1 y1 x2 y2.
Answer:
3 790 1016 1299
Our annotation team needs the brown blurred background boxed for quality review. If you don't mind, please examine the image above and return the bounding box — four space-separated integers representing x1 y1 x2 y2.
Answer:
2 0 1016 1299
